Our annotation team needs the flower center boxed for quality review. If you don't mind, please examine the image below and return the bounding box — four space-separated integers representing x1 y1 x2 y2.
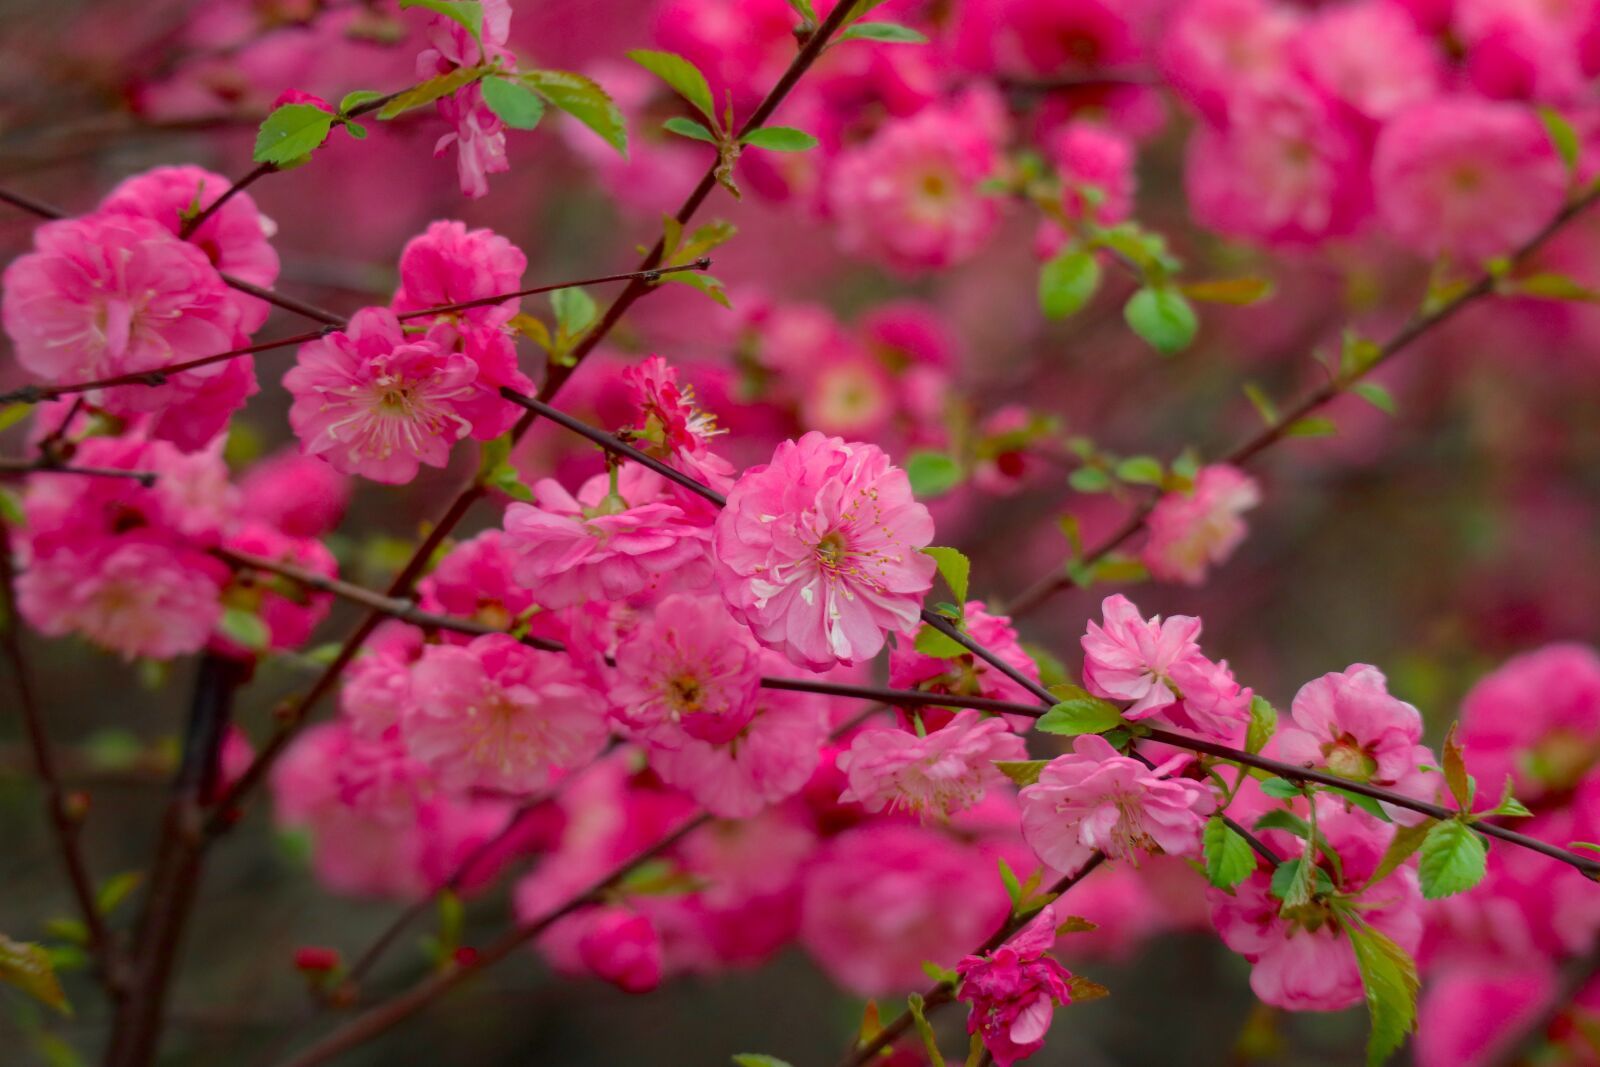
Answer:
815 531 849 570
666 672 704 715
1324 736 1378 781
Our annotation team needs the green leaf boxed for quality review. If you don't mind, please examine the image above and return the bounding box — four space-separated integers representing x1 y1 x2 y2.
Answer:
922 960 960 986
1038 248 1100 320
838 20 928 42
1114 455 1163 486
913 623 970 659
1540 106 1581 173
783 0 816 20
1366 820 1432 889
1181 276 1274 305
740 126 819 151
732 1056 795 1067
477 432 512 480
343 120 368 140
252 104 335 165
1572 841 1600 855
663 116 718 143
1269 857 1331 907
484 462 533 502
551 287 597 337
480 75 546 129
1285 416 1337 437
378 66 485 120
994 759 1050 787
1246 696 1277 755
1254 809 1312 838
922 547 970 605
1067 975 1111 1002
907 993 944 1067
1417 819 1487 899
1488 775 1533 819
1243 382 1278 425
1351 381 1396 415
1068 466 1111 493
1442 722 1472 811
95 871 142 916
1123 287 1198 355
1325 786 1393 823
905 451 962 498
399 0 484 50
998 857 1022 908
338 90 386 115
1203 815 1258 889
0 935 69 1015
1513 272 1600 302
1259 777 1302 800
0 403 35 435
1341 330 1383 376
661 270 732 308
1346 919 1419 1066
218 607 270 651
1036 690 1123 736
627 49 718 126
522 69 628 157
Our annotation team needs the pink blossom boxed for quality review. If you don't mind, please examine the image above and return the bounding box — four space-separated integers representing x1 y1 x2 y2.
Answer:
1458 643 1600 801
418 530 547 636
799 822 1010 995
608 593 761 746
213 522 336 658
98 164 280 331
891 601 1043 730
416 0 515 198
1276 664 1440 823
951 0 1148 78
237 448 351 538
340 621 426 739
1081 594 1203 716
503 466 713 608
284 307 481 484
826 88 1007 272
622 355 735 493
1050 121 1137 227
1374 99 1567 262
1019 734 1215 874
1209 798 1423 1011
1163 655 1254 740
956 904 1075 1067
714 432 936 670
576 908 664 994
406 634 609 794
1159 0 1298 123
391 220 528 329
1457 0 1594 102
1292 1 1442 122
837 710 1027 817
1141 464 1261 586
17 535 226 661
1414 963 1556 1067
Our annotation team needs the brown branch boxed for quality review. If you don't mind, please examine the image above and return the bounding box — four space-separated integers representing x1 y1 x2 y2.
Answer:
0 456 158 485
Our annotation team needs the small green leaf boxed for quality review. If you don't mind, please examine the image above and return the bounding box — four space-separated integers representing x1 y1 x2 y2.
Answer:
839 21 928 42
1512 272 1600 302
663 116 718 143
921 960 960 986
1488 775 1533 819
1181 276 1274 305
480 75 546 129
378 66 485 120
551 287 597 337
784 0 816 19
732 1056 795 1067
1285 416 1337 437
1243 382 1278 425
218 607 270 651
1351 381 1396 415
922 547 970 605
1246 696 1277 755
994 759 1050 787
1259 777 1302 800
1269 857 1330 907
252 104 335 165
338 90 386 115
1366 820 1432 889
1571 841 1600 855
913 623 970 659
1346 919 1419 1066
1341 330 1383 376
1254 809 1312 838
661 270 731 308
1068 466 1111 493
1114 455 1163 486
1124 287 1198 356
1067 975 1111 1001
628 49 718 126
1203 815 1258 889
1036 690 1123 736
998 857 1022 908
907 992 944 1066
1038 248 1100 320
1325 786 1393 823
0 402 32 435
1417 820 1487 899
522 69 628 157
0 935 69 1015
485 463 533 502
905 451 962 498
95 871 143 917
477 432 512 480
399 0 484 50
1540 106 1581 174
740 126 819 151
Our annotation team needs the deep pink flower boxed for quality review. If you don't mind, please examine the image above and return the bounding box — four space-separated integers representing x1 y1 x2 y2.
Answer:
416 1 515 198
956 904 1075 1067
577 908 664 994
406 634 609 794
1374 99 1567 262
609 593 762 746
1159 0 1298 122
1019 734 1215 874
1052 121 1136 227
391 220 528 329
1141 464 1261 586
419 530 548 636
1277 664 1439 823
340 621 426 739
237 448 351 538
890 601 1043 729
212 521 336 659
284 307 481 484
1458 643 1600 802
1164 654 1254 741
837 710 1027 817
622 355 735 492
503 466 713 608
1080 594 1204 716
1292 0 1441 121
714 432 936 670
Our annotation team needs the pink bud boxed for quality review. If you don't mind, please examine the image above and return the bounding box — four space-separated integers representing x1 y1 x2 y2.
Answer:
293 946 341 973
272 89 335 112
577 909 662 994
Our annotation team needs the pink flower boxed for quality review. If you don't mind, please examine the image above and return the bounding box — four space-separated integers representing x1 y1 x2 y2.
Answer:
1458 643 1600 802
1374 99 1567 263
391 220 528 329
837 710 1027 817
419 530 547 635
826 88 1007 272
1209 799 1422 1011
340 621 425 739
951 0 1148 79
1276 664 1439 823
1292 1 1442 122
622 356 734 492
1080 594 1203 716
237 448 351 538
891 601 1043 731
1159 0 1298 123
1 212 248 436
503 466 713 608
1141 464 1261 586
1414 963 1556 1067
1051 121 1136 227
956 904 1075 1067
1019 734 1215 874
576 908 664 994
284 307 481 484
17 536 226 661
98 164 280 331
417 0 516 199
714 432 936 670
608 593 761 746
213 522 336 658
1164 655 1254 740
405 634 609 794
799 822 1010 995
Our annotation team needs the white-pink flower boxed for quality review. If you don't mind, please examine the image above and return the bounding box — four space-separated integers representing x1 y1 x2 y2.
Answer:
1081 594 1204 717
1141 464 1261 586
405 634 608 794
1019 734 1215 874
714 432 936 671
836 710 1027 818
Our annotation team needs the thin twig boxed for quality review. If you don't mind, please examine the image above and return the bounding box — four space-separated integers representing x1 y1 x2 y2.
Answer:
0 456 158 485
